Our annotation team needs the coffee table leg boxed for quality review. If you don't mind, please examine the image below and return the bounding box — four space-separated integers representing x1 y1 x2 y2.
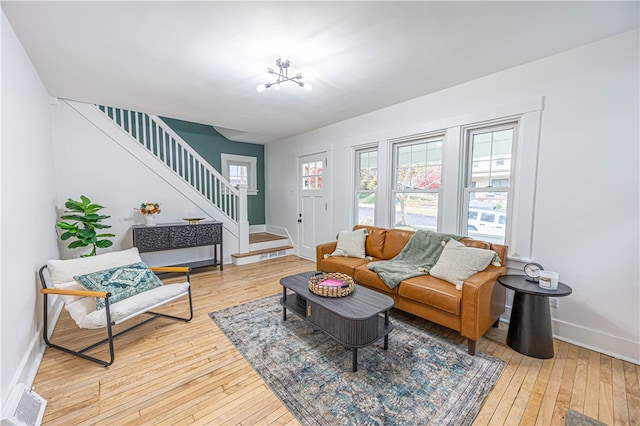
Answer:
384 311 389 350
282 287 287 321
352 347 358 372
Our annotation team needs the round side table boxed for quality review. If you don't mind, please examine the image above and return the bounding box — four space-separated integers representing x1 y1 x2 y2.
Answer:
498 275 572 359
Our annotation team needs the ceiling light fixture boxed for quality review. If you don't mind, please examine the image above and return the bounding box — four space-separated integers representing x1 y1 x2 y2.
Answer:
256 58 312 93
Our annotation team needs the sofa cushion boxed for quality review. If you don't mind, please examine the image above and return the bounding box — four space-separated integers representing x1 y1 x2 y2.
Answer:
354 264 398 295
460 239 491 250
354 225 387 259
429 239 498 290
382 228 415 259
398 275 461 315
328 228 369 258
320 256 370 277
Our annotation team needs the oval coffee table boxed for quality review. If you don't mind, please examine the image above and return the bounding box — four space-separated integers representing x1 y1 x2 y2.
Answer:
280 271 394 372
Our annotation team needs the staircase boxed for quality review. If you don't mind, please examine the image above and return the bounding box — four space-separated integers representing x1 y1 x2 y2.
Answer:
231 232 294 266
66 99 298 265
64 99 251 253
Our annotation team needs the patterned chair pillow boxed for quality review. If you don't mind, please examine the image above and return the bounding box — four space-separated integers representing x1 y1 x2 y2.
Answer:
74 262 163 310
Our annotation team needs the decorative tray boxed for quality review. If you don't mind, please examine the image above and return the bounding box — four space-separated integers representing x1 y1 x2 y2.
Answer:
308 272 354 298
183 218 205 224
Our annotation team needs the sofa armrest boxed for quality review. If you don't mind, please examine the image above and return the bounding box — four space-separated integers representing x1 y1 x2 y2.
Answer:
316 241 337 270
460 265 507 341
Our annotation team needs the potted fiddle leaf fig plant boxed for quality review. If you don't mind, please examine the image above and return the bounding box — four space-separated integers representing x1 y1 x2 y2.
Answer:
56 195 115 257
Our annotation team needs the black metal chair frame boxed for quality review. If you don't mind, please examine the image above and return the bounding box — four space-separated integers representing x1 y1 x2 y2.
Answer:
39 265 194 367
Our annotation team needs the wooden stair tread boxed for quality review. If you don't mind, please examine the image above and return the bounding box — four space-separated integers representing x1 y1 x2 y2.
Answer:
231 245 293 258
249 232 287 244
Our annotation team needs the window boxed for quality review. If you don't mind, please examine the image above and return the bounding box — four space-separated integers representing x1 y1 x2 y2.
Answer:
351 97 542 260
221 154 258 195
463 123 516 244
392 135 443 230
355 148 377 225
301 160 323 190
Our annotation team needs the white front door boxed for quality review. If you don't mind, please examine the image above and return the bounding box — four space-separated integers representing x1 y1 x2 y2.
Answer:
298 152 329 259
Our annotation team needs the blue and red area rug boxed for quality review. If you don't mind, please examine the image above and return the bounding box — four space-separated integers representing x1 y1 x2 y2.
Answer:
210 294 504 425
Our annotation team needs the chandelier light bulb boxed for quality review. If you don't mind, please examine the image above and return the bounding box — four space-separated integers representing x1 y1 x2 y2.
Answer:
303 82 312 92
274 83 281 91
256 84 266 93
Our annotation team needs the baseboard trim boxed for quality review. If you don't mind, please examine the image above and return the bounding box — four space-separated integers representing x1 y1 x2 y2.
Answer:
501 304 639 364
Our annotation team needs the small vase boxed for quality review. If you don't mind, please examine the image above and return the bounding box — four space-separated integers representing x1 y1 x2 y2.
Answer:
144 215 157 226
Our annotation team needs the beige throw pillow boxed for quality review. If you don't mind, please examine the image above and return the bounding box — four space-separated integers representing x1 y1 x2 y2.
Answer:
430 239 498 290
328 228 368 259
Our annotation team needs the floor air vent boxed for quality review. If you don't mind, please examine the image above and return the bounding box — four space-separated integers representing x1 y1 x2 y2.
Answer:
2 384 46 426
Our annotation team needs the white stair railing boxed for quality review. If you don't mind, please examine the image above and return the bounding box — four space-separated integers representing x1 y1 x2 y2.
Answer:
95 105 242 225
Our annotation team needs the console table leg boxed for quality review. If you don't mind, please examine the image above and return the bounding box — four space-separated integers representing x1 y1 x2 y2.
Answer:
352 347 358 372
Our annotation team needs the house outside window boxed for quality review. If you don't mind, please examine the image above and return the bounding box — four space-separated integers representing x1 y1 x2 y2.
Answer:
221 153 258 195
463 123 516 244
301 160 323 190
392 135 443 231
355 148 377 225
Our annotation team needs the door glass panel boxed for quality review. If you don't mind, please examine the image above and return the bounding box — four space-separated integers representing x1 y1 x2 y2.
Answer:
300 161 323 191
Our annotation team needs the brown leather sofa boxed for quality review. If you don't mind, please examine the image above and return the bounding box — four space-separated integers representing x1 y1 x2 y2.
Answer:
316 225 507 355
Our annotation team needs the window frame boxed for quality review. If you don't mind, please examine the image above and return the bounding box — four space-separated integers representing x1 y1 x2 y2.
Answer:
461 120 518 246
390 133 444 231
221 153 258 195
354 146 378 226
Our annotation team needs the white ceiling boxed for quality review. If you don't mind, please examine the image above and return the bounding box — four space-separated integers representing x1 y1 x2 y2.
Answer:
3 1 638 143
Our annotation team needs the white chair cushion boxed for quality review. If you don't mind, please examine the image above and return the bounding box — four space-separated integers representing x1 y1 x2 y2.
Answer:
65 282 190 329
46 248 190 329
47 247 143 286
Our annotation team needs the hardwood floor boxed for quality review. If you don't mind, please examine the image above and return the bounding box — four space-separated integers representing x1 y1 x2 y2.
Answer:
33 255 639 425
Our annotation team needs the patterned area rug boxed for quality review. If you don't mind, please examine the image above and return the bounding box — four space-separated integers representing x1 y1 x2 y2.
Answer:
566 409 607 426
209 295 504 425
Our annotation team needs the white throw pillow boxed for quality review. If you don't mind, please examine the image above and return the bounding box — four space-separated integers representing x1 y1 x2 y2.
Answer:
328 228 368 259
430 239 498 290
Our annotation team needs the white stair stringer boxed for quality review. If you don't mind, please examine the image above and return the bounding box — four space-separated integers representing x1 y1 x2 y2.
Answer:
64 99 243 240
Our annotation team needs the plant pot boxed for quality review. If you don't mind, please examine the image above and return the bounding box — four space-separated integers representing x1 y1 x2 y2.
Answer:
144 215 157 226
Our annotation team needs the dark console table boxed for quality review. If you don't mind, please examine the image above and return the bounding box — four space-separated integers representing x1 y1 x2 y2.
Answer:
498 275 572 358
132 221 223 270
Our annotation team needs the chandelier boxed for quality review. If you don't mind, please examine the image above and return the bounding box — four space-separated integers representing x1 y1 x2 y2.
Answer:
256 58 312 92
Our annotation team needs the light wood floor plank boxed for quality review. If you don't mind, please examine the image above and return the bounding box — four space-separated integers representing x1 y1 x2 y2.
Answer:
624 361 640 425
585 350 602 419
550 343 579 425
30 255 639 425
599 354 615 425
611 358 630 425
535 341 569 425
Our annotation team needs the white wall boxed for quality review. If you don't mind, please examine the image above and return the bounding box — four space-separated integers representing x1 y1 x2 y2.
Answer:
1 13 59 410
51 101 237 266
266 30 640 362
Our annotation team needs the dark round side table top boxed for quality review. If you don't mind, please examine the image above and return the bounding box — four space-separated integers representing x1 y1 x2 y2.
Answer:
498 275 573 297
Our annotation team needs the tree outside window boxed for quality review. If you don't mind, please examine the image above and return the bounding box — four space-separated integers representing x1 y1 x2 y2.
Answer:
392 136 443 230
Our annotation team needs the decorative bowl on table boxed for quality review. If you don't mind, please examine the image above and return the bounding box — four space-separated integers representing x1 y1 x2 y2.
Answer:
308 272 354 298
183 218 205 225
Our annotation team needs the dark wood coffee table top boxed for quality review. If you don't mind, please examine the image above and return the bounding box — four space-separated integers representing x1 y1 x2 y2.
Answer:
280 271 394 319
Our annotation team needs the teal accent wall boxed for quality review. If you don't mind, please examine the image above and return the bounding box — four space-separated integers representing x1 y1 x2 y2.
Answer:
161 117 265 225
